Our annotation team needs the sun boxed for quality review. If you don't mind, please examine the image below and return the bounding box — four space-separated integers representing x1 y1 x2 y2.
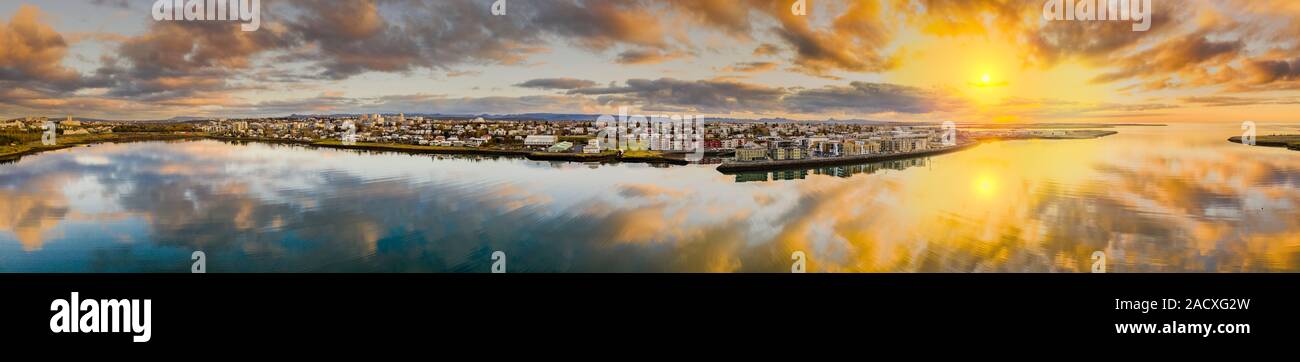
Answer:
974 173 998 199
981 73 991 85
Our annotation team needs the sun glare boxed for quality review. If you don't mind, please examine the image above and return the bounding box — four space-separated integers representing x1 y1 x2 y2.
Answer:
974 173 998 199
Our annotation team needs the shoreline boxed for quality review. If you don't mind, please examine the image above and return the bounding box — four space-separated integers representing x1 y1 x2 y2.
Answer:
716 141 981 173
973 130 1118 141
1228 135 1300 151
1 133 204 161
716 130 1119 173
5 129 1121 170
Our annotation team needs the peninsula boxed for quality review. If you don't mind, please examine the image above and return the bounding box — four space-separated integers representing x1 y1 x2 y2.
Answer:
1228 135 1300 151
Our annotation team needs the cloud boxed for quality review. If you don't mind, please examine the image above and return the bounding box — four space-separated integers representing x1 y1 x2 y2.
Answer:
533 0 669 50
751 43 781 56
784 82 958 115
1181 95 1300 107
1089 32 1243 87
615 48 687 65
569 78 786 113
10 1 1300 120
763 0 896 75
667 0 756 37
0 6 83 89
1243 58 1300 87
516 78 599 90
721 61 778 73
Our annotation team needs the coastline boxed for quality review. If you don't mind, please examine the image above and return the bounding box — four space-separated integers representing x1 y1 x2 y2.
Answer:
716 141 981 173
716 129 1120 173
5 129 1121 170
308 140 533 156
972 130 1119 141
1228 135 1300 151
1 133 204 161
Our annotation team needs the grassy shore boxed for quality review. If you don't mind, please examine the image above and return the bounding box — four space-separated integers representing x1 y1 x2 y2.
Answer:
0 132 704 167
1228 135 1300 151
1 132 204 161
526 150 619 162
310 139 531 156
617 150 691 165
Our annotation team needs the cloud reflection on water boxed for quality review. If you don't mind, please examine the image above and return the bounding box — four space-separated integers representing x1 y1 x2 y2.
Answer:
1 124 1298 272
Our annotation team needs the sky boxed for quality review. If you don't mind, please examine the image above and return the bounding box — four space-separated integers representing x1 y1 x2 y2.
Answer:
2 0 1300 122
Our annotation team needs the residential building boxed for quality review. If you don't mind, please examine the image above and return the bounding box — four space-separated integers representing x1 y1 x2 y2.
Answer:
582 139 601 154
735 147 767 162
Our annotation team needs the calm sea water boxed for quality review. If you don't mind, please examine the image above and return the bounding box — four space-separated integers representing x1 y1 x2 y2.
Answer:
2 123 1298 272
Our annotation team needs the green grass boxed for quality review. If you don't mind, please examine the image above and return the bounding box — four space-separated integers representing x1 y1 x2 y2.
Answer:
1 132 202 159
311 139 529 155
559 135 595 143
620 150 664 158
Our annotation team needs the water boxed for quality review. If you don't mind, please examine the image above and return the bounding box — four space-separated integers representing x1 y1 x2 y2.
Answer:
2 123 1298 272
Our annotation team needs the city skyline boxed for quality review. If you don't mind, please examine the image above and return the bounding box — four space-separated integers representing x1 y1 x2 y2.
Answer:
3 0 1300 123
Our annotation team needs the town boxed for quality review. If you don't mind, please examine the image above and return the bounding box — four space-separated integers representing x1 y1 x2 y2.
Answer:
3 114 1118 169
193 114 966 159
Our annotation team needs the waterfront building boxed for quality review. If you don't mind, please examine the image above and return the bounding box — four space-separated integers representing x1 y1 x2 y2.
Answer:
735 147 767 162
772 147 805 160
524 135 558 148
582 139 601 154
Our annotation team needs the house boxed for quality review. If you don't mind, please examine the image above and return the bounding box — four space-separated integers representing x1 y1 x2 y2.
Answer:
582 139 601 154
734 147 767 162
